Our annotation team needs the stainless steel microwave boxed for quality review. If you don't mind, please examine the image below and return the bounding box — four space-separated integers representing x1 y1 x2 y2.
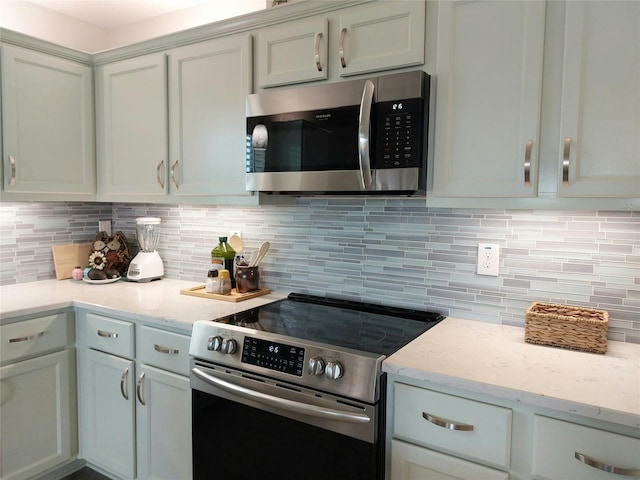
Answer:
245 70 430 195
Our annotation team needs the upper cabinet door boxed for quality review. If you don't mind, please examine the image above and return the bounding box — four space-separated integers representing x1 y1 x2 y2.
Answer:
338 1 425 78
1 45 95 200
258 17 328 88
431 0 545 198
557 1 640 198
168 34 253 201
96 53 169 200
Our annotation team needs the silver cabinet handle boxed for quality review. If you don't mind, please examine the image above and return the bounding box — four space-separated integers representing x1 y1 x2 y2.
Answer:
8 155 16 187
422 412 475 431
156 160 165 189
575 452 640 477
170 159 179 189
524 140 533 187
154 344 179 355
137 372 146 406
7 331 44 343
339 27 347 68
97 329 118 338
314 32 323 72
562 137 571 185
358 80 375 190
192 367 370 424
120 367 129 400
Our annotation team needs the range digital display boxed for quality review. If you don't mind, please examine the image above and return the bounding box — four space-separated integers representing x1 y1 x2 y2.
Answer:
242 336 305 376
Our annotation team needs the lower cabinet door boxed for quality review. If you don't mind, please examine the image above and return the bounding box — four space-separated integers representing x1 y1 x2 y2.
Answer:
391 439 509 480
79 349 135 480
136 364 192 480
0 349 76 480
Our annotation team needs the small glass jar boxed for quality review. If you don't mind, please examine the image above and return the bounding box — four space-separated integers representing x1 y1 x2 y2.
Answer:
235 266 260 293
205 269 219 293
218 269 232 295
72 266 83 280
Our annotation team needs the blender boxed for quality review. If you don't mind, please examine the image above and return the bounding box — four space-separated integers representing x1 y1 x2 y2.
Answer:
127 217 164 282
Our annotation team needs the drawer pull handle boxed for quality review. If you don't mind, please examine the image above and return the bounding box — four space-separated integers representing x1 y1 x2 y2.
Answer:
154 344 179 355
575 452 640 477
422 412 475 431
8 155 16 187
120 367 129 400
7 331 45 343
524 140 533 186
171 159 180 189
98 329 118 338
156 160 165 189
137 372 146 406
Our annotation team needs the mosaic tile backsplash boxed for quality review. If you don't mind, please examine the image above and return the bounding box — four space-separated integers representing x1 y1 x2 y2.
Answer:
1 200 638 343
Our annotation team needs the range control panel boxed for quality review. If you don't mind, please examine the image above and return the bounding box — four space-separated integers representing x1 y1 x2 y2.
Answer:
376 98 424 169
241 336 305 376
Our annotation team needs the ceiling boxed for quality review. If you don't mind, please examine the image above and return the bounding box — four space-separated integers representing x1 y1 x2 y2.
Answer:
11 0 263 28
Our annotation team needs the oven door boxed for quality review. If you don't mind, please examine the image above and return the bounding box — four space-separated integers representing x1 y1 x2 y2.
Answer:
191 360 384 480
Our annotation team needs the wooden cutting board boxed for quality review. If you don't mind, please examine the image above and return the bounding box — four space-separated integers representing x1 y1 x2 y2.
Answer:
51 243 93 280
180 285 272 302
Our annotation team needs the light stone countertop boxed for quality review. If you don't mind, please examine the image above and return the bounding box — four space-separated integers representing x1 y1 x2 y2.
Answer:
0 278 287 332
383 316 640 429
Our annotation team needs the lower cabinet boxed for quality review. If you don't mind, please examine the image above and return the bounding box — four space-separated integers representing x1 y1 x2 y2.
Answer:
78 311 192 480
0 311 77 480
388 375 640 480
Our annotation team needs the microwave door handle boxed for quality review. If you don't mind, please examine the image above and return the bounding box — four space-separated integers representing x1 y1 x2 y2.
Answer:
358 80 375 190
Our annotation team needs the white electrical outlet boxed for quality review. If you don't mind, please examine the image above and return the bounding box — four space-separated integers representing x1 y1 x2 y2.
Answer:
477 243 500 276
99 220 112 236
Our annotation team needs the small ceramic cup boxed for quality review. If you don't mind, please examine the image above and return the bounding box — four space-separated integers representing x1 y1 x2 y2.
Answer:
235 265 260 293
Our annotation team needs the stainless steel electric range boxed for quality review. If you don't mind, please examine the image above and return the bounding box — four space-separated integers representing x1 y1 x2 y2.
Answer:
189 293 445 480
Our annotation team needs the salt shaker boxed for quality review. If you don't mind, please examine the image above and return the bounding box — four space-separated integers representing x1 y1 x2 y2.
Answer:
205 269 219 293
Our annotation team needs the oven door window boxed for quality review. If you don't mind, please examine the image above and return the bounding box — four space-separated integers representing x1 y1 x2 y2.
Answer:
247 106 364 173
192 389 381 480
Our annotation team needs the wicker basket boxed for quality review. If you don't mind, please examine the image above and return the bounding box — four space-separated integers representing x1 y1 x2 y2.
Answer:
524 302 608 354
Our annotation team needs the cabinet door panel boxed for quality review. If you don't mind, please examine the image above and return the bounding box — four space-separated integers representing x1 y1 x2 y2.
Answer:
79 349 135 480
97 53 168 199
168 35 253 199
0 350 76 480
135 364 192 480
338 1 425 77
557 1 640 197
1 45 95 198
391 440 509 480
432 0 545 197
259 18 328 87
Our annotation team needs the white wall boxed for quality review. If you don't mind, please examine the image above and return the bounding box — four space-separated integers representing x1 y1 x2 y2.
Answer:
0 0 266 52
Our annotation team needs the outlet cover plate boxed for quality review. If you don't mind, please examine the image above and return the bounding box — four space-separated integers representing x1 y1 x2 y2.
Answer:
477 243 499 276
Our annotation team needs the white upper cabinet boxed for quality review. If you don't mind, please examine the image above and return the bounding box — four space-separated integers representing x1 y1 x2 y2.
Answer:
337 0 425 78
97 54 168 200
556 1 640 198
1 45 95 201
431 0 545 198
257 0 425 88
167 35 253 202
258 17 328 88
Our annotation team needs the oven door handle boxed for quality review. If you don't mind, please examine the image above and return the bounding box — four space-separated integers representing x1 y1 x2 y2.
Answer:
192 367 371 424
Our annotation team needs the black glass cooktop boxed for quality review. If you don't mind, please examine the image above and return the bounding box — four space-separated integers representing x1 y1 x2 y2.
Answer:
213 293 445 356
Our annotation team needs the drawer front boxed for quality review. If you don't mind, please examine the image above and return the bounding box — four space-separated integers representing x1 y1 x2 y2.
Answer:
137 326 190 376
533 415 640 479
84 313 134 358
394 383 512 468
1 312 73 364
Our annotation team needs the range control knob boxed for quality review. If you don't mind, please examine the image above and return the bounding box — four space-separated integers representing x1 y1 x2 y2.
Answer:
307 357 325 376
207 336 223 351
221 338 238 354
325 361 344 380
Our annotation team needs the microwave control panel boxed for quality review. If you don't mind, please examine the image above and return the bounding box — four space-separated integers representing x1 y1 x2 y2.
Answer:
376 98 424 169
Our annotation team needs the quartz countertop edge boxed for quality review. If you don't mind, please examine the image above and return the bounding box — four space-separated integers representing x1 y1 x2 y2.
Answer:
383 317 640 429
0 278 287 332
